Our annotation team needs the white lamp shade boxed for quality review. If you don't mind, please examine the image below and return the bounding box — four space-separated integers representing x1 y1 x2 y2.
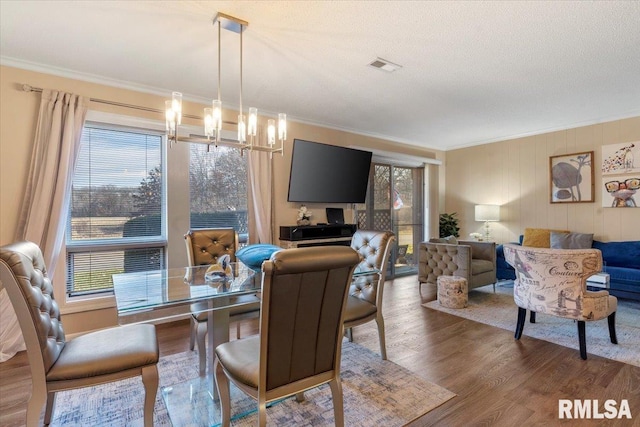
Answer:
475 204 500 222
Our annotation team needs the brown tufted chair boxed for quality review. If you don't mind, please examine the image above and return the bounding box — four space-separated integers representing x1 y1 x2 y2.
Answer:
214 246 360 427
344 229 395 360
0 241 159 426
184 228 260 375
418 240 496 292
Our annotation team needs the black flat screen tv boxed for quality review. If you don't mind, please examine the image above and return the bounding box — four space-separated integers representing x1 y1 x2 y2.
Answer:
287 139 372 203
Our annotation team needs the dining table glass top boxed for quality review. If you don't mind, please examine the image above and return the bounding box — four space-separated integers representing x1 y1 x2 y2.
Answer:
113 262 260 323
113 261 380 324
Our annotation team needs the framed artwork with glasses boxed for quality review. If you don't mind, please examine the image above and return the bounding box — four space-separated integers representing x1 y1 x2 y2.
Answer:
549 151 594 203
602 176 640 208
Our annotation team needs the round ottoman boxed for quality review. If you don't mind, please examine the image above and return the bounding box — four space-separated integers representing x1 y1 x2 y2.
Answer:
437 275 468 309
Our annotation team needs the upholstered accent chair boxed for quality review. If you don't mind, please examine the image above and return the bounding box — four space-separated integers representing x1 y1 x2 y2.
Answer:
503 244 618 360
0 241 159 426
214 246 360 427
184 228 260 375
418 240 497 291
344 229 395 360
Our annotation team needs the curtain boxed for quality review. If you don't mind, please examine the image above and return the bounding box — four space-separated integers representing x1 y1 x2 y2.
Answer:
1 89 88 363
248 150 274 244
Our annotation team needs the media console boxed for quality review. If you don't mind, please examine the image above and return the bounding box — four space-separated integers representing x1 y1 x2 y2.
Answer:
279 224 357 249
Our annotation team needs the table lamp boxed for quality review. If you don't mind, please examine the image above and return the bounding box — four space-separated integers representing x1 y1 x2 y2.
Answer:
475 204 500 241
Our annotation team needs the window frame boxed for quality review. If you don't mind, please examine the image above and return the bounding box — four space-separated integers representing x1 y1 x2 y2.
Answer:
64 113 168 301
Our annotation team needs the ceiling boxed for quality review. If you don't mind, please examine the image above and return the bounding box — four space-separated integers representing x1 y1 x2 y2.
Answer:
2 1 640 151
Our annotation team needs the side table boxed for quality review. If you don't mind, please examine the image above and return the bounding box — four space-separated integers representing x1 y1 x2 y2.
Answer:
437 275 468 308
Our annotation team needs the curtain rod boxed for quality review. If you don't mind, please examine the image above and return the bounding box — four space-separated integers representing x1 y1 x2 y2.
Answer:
21 84 234 123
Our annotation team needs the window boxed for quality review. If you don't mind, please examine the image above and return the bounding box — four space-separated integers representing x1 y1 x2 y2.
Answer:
66 123 166 297
189 144 249 243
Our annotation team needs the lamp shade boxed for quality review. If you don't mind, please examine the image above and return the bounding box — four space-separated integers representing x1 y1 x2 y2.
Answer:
475 204 500 222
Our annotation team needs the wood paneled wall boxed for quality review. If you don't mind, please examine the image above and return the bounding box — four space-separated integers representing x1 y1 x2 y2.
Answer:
444 116 640 243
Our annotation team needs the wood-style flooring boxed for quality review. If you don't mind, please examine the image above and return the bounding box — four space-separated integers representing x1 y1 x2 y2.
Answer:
1 275 639 426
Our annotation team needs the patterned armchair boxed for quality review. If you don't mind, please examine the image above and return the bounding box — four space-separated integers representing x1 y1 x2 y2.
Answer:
503 244 618 359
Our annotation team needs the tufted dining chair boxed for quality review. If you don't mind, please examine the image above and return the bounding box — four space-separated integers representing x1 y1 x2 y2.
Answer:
503 244 618 360
344 229 395 360
214 246 360 427
0 241 159 426
185 228 260 375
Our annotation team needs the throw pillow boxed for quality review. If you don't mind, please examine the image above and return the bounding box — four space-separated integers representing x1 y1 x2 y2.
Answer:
444 235 458 245
235 244 282 271
550 231 594 249
522 228 570 248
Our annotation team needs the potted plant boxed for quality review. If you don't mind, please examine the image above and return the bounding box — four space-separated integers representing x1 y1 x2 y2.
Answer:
439 212 460 238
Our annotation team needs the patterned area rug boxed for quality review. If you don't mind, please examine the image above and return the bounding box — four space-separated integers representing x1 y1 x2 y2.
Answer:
423 283 640 367
49 341 455 426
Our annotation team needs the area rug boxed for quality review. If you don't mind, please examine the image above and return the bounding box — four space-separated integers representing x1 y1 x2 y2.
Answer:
49 341 455 426
423 283 640 367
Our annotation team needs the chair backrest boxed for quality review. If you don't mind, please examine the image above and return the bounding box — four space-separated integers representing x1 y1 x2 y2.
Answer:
0 241 65 379
259 246 360 392
184 228 238 266
349 230 395 305
503 244 603 320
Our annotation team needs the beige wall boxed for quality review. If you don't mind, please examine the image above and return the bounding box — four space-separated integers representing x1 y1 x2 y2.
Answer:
0 65 440 333
444 116 640 244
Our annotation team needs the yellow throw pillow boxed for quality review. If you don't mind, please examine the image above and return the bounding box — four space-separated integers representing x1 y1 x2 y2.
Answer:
522 228 570 248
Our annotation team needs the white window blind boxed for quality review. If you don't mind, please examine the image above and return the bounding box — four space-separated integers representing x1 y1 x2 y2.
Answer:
66 123 165 297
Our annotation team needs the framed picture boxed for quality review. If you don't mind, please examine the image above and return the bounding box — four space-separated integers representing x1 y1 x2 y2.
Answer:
602 141 639 175
602 175 640 208
549 151 594 203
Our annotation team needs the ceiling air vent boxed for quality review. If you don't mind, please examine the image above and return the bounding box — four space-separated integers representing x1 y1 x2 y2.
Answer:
368 57 402 73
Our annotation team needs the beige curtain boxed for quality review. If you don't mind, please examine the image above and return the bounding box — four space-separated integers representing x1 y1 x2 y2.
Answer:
16 89 88 274
248 151 274 244
1 90 87 363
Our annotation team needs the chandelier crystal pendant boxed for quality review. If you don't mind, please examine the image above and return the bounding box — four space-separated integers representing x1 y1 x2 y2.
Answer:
165 12 286 154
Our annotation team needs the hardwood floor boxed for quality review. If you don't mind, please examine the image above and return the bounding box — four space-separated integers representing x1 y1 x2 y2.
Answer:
1 275 639 426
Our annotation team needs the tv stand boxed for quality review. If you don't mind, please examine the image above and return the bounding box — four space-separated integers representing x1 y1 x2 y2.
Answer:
279 224 357 249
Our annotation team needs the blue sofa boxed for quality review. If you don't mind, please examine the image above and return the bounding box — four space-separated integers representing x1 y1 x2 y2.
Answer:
496 237 640 301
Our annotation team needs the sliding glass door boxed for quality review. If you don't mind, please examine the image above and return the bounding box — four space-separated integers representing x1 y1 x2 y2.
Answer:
356 163 423 278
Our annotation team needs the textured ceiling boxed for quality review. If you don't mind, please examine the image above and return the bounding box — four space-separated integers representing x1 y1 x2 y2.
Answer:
2 1 640 151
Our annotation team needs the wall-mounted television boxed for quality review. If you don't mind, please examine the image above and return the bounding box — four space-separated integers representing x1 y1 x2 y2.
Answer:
287 139 372 203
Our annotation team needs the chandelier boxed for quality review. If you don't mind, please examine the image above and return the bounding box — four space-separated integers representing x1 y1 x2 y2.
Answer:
165 13 286 154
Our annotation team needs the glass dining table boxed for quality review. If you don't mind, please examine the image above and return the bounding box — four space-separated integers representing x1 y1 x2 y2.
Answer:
113 262 261 378
112 262 379 426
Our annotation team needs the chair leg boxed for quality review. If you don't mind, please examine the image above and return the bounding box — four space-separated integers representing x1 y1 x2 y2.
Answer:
44 391 56 425
375 316 387 360
608 312 618 344
328 377 345 427
577 320 587 360
515 307 526 340
189 316 196 351
529 311 536 323
27 382 47 426
345 327 353 342
196 321 207 376
214 359 232 427
295 392 305 402
141 365 159 427
236 321 241 340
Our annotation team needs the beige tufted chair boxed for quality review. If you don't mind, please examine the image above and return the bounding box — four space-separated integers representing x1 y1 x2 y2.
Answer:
185 228 260 375
418 240 496 291
0 241 159 426
344 229 395 360
214 246 360 427
503 244 618 360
